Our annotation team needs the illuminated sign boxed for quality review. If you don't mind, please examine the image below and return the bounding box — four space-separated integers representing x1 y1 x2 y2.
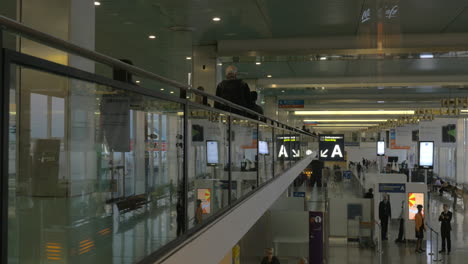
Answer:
277 135 300 159
377 141 385 156
408 192 424 220
319 134 344 161
418 141 434 169
197 189 211 214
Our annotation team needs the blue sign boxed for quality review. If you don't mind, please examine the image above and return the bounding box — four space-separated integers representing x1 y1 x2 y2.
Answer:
278 100 304 108
293 192 306 198
379 183 405 193
343 171 352 179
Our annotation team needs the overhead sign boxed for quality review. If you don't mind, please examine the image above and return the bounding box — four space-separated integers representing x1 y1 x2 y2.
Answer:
379 183 405 193
278 100 304 108
418 141 434 169
319 134 344 161
277 135 301 160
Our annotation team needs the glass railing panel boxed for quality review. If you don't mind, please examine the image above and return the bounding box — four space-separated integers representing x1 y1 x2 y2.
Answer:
230 116 258 202
7 64 184 264
258 124 273 185
186 107 230 229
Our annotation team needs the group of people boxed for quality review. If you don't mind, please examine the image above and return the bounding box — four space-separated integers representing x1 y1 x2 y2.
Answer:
366 192 453 255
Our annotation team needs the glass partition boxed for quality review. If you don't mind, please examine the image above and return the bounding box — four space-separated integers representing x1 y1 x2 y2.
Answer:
230 116 258 202
7 65 184 264
258 124 274 185
2 48 314 264
187 107 230 229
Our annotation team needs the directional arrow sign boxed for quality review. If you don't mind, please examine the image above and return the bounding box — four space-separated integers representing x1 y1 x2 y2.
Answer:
320 149 329 158
319 134 345 161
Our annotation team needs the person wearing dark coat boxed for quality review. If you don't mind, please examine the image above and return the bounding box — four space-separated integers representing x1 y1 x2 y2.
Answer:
379 194 392 240
215 65 251 116
364 188 374 199
439 204 453 254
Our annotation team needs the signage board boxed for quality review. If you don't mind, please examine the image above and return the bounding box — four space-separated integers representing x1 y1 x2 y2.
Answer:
293 192 306 198
206 140 219 166
377 141 385 156
197 188 211 214
278 100 305 108
408 192 424 220
276 135 301 160
309 211 324 264
319 134 345 161
418 141 434 169
379 183 405 193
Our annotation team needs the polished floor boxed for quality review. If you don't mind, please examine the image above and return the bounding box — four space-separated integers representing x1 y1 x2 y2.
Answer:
322 177 468 264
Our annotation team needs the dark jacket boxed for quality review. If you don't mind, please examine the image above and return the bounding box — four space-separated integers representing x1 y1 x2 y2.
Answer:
364 192 374 199
215 79 251 111
251 103 264 115
439 211 452 232
261 256 280 264
379 201 391 219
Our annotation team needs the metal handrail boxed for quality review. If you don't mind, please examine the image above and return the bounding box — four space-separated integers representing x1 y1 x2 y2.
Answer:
0 15 313 136
426 224 443 262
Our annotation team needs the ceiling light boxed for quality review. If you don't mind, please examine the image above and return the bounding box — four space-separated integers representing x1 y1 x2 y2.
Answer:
212 17 221 22
461 110 468 113
148 35 156 39
170 91 174 94
321 87 325 90
420 53 434 59
217 63 222 66
304 119 388 122
256 62 261 65
311 124 379 127
320 57 327 61
294 110 415 115
377 101 384 103
267 75 272 78
160 88 165 91
272 84 277 88
135 80 141 84
186 56 192 60
94 1 101 6
281 90 285 93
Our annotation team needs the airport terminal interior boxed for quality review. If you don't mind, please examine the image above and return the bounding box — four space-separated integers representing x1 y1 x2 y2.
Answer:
2 0 468 264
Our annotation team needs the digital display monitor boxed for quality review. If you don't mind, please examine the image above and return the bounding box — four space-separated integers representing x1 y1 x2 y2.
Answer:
197 189 211 214
408 192 424 220
206 140 219 166
259 141 269 155
419 141 434 169
377 141 385 156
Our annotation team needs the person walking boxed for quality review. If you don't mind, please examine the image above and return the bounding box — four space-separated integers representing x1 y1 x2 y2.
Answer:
379 194 391 240
261 248 280 264
215 65 251 115
194 199 203 225
415 205 426 253
439 204 453 254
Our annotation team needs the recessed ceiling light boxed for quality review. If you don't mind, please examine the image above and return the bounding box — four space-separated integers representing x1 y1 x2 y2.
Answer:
212 17 221 22
170 91 174 94
94 1 101 6
320 56 327 61
186 56 192 60
217 63 222 66
256 62 261 65
267 75 272 78
148 35 156 39
272 84 277 88
160 88 165 91
135 80 141 83
281 90 285 93
378 101 384 103
321 87 325 90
